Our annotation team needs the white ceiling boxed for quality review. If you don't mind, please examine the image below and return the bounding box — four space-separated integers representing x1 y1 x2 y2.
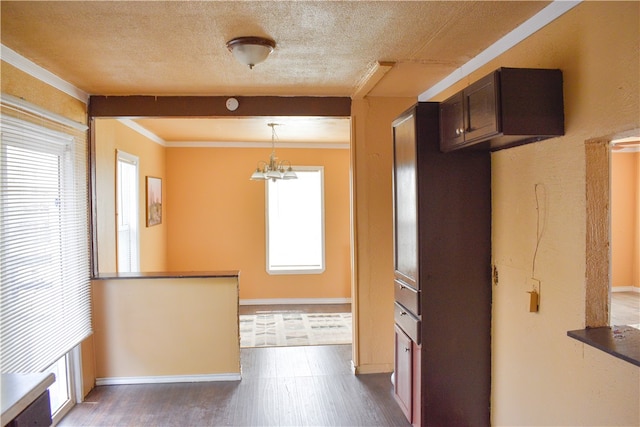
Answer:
1 1 555 144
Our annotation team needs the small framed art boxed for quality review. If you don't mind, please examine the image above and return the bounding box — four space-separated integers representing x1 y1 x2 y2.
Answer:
146 176 162 227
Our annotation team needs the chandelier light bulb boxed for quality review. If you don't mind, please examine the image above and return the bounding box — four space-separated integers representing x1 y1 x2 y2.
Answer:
250 123 297 181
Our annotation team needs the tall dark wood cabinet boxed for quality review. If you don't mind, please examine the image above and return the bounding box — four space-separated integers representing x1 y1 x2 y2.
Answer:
392 102 492 426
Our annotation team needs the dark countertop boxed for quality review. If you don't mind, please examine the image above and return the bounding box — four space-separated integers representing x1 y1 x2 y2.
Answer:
93 271 240 280
567 326 640 367
1 372 55 426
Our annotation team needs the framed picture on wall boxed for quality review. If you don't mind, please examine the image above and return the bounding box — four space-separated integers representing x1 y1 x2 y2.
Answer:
146 176 162 227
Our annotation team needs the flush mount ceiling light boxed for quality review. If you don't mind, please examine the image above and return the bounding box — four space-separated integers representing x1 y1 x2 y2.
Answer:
250 123 297 181
226 36 276 69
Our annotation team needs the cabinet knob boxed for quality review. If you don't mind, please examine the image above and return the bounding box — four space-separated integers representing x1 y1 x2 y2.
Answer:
455 128 460 136
404 347 411 352
400 311 407 316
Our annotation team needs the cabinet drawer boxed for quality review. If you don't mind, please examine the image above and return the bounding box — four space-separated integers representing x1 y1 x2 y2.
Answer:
394 279 420 315
395 302 421 344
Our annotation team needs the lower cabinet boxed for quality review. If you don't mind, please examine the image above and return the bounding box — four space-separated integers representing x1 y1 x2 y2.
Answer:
394 325 421 426
6 389 52 427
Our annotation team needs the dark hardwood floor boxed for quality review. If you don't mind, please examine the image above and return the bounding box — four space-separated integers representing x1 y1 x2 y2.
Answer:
59 344 410 427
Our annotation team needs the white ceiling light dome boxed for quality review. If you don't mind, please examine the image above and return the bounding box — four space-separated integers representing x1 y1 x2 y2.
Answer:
226 36 276 69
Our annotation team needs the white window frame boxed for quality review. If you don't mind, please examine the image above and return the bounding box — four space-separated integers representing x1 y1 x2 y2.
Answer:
265 166 325 275
116 150 140 273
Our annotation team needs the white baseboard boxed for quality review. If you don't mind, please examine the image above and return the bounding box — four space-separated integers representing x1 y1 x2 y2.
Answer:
239 298 351 306
611 286 640 293
96 373 241 386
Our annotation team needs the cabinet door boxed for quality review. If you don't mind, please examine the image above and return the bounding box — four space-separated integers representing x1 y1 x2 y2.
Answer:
394 325 413 421
464 71 499 143
439 92 465 151
392 112 418 288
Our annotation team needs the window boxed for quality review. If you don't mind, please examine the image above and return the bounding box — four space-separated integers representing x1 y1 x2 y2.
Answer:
0 96 90 418
116 151 140 272
266 167 325 274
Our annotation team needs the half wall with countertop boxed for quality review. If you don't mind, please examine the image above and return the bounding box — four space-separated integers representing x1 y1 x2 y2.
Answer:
91 272 240 384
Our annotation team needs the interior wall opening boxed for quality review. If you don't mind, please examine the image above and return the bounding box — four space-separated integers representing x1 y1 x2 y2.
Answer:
610 135 640 328
91 116 354 352
584 131 640 329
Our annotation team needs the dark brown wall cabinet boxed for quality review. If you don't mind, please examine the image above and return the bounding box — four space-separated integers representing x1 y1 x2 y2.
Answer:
392 103 492 426
440 67 564 152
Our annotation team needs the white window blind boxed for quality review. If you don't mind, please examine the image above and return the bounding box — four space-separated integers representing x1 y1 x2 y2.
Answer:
266 167 325 274
0 96 91 373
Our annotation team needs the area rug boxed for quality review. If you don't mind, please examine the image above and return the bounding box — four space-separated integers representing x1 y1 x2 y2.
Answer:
239 312 352 348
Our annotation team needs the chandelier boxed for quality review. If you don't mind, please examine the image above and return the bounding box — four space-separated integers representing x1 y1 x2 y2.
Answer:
250 123 298 181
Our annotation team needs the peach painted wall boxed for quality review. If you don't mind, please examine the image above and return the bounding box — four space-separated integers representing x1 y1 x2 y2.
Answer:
90 119 167 394
1 62 85 122
91 276 239 380
611 152 640 289
433 2 639 426
350 96 415 374
165 146 351 300
93 119 167 273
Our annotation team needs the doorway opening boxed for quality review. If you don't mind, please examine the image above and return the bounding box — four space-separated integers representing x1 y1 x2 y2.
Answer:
584 131 640 329
92 117 354 351
609 135 640 328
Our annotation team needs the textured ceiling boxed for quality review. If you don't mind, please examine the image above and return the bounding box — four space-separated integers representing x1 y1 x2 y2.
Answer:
1 0 551 143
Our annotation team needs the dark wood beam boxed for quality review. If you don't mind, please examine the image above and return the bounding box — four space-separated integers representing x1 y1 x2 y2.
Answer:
89 96 351 118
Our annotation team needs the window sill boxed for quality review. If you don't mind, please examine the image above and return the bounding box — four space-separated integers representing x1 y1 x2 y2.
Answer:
567 326 640 367
267 268 325 275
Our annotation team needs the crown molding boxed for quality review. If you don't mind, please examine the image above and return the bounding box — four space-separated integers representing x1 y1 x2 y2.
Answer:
117 118 166 146
1 44 89 104
165 141 349 149
419 0 582 101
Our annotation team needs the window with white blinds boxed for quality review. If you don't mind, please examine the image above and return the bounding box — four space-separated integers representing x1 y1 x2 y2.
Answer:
0 95 91 373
